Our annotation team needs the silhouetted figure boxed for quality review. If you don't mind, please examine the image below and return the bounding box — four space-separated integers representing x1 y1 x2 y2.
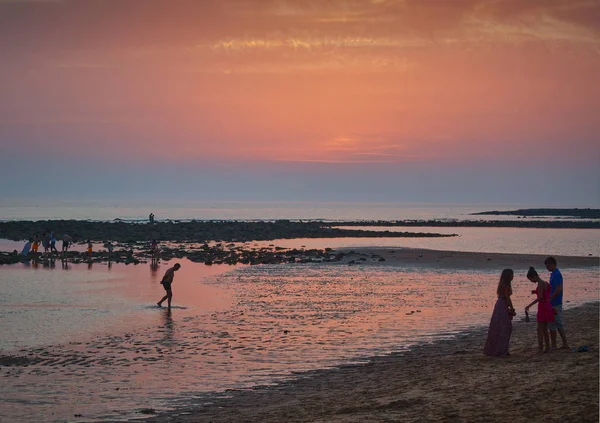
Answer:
49 232 58 254
32 235 40 254
157 263 181 308
545 257 569 350
149 213 155 224
151 239 159 260
62 234 72 257
484 269 515 357
42 232 50 255
105 241 114 259
21 238 32 256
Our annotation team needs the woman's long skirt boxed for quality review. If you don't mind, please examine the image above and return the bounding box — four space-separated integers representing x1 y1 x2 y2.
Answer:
484 297 512 357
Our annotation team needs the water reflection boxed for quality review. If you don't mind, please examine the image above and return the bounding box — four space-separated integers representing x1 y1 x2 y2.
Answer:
150 260 160 283
42 257 56 268
61 259 71 270
160 308 175 348
0 261 597 423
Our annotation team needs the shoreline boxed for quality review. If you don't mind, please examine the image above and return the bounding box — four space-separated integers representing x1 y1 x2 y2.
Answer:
339 247 600 270
135 302 599 423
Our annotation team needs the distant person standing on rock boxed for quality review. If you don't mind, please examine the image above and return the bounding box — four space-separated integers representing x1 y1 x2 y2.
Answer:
49 232 58 254
42 232 50 255
21 238 32 256
32 235 40 253
62 234 72 256
157 263 181 308
149 213 155 224
106 241 114 258
151 239 159 260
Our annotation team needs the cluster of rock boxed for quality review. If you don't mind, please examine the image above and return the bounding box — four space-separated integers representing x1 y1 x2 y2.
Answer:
470 208 600 219
339 219 598 229
0 244 351 266
0 220 454 244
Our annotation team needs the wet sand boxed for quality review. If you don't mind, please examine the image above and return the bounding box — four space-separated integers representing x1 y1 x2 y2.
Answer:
140 302 599 423
339 247 599 270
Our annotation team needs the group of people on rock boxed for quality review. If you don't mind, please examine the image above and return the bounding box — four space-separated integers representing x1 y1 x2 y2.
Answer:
21 231 93 258
21 231 61 256
484 256 568 356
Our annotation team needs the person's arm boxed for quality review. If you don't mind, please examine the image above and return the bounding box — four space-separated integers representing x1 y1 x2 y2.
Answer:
526 281 544 310
505 293 515 313
525 298 538 311
549 283 563 302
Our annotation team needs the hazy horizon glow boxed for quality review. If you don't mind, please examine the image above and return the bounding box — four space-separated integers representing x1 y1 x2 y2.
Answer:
0 0 599 204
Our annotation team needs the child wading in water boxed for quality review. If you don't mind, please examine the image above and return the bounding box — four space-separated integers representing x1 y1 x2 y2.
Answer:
525 267 554 353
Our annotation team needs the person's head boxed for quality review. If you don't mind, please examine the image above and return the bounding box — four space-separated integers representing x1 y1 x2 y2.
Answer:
173 263 181 271
496 268 514 296
544 256 557 271
526 266 538 282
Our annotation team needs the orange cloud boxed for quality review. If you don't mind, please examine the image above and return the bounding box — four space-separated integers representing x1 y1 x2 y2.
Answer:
0 0 598 166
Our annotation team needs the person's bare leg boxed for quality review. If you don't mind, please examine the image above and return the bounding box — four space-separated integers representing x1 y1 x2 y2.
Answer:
542 323 550 353
167 291 172 308
550 330 558 349
558 328 569 349
537 324 543 352
157 294 168 307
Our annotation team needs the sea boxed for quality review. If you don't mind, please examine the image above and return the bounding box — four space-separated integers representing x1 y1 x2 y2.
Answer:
1 200 598 422
1 198 596 222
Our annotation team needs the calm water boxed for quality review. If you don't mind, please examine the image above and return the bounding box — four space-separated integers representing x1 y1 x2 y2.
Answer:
0 257 598 422
1 199 595 222
1 209 598 422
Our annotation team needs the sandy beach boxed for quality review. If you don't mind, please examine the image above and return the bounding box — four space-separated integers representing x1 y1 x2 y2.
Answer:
140 302 599 423
340 247 599 270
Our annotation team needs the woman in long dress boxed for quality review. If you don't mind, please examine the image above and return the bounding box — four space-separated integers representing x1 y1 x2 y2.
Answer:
484 269 515 357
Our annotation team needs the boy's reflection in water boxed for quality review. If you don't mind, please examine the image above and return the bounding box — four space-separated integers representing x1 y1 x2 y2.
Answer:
160 308 175 349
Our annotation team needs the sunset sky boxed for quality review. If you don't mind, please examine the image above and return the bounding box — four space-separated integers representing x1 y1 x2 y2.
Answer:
0 0 598 204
